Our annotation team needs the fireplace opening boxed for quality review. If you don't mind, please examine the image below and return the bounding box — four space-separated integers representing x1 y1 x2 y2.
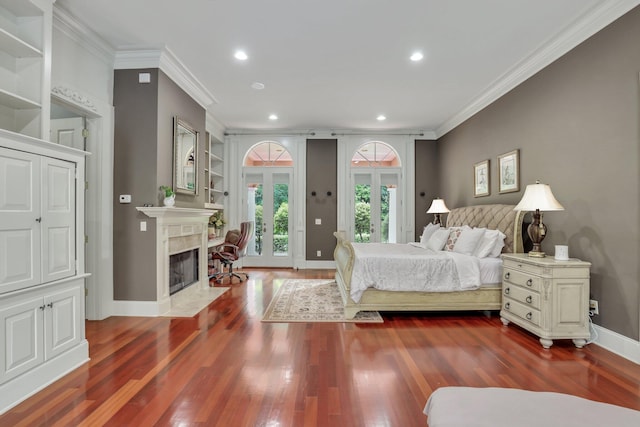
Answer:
169 248 199 295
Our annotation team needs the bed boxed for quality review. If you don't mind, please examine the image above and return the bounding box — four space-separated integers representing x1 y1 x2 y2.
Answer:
333 204 526 319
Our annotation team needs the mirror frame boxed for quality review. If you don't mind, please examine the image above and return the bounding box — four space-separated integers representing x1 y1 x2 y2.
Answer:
173 117 199 195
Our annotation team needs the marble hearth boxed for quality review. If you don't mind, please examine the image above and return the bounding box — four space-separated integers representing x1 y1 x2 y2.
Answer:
137 207 213 315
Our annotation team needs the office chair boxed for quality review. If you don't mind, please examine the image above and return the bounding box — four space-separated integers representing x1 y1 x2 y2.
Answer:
210 221 254 284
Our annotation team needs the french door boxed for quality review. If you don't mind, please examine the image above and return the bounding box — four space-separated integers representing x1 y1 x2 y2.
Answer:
242 168 292 267
351 169 401 243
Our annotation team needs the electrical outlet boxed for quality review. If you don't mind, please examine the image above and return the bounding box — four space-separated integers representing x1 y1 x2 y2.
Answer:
316 250 321 257
589 299 599 315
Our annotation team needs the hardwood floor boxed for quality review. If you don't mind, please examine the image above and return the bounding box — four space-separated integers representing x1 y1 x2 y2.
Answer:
1 269 639 426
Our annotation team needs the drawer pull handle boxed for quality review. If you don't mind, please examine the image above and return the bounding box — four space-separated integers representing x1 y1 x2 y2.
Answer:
504 287 510 295
517 264 522 268
47 302 54 308
504 272 510 280
526 295 532 304
526 312 533 320
526 279 533 287
505 302 510 310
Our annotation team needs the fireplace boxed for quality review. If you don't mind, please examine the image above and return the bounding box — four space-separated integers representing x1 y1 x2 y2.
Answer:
169 248 199 295
135 206 213 316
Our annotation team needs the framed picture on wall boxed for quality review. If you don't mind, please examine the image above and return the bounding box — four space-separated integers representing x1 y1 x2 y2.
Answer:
474 159 490 197
498 149 520 193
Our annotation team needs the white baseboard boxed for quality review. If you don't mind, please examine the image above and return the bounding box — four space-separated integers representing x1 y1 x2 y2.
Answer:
297 260 336 269
592 324 640 364
111 299 168 317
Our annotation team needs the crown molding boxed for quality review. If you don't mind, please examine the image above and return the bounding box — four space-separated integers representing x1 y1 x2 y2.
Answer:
52 3 115 65
114 48 217 109
436 0 640 138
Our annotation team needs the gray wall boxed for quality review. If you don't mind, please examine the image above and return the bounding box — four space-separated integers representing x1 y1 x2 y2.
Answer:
436 7 640 340
414 140 440 240
113 69 206 301
306 139 338 260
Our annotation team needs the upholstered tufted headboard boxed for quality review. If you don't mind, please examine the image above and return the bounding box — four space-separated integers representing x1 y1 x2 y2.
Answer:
446 204 525 253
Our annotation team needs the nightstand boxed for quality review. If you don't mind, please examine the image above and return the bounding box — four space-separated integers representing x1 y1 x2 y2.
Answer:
500 253 591 348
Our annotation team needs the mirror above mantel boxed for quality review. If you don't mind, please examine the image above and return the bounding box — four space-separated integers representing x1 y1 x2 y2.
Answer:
174 117 199 195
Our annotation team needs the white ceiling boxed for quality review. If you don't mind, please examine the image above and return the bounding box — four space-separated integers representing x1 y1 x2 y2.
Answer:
56 0 638 136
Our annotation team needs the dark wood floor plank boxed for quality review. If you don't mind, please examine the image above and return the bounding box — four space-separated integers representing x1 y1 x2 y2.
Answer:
0 268 639 426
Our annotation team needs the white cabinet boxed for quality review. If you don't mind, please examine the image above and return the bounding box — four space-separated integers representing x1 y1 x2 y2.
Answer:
204 133 225 209
0 146 76 293
500 253 591 348
0 129 88 414
0 281 84 385
0 0 52 139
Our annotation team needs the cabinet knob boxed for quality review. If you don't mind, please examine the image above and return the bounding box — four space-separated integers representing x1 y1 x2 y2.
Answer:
505 302 510 310
526 312 533 320
39 305 45 311
526 295 532 304
504 272 510 279
504 287 510 295
35 217 42 223
526 278 533 287
47 302 54 308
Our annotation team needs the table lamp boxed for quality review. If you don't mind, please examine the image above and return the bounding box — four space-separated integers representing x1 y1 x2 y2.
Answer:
514 181 564 257
427 198 450 225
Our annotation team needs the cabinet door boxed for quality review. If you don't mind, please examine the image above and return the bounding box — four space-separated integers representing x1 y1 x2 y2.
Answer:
41 157 76 283
0 147 41 293
0 296 44 384
44 285 83 360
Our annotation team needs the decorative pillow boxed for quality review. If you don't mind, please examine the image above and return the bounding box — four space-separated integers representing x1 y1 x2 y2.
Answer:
420 223 441 245
452 227 486 256
444 226 469 251
426 228 450 251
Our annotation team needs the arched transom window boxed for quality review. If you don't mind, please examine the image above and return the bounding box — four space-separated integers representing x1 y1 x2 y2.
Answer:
244 141 293 166
351 141 400 167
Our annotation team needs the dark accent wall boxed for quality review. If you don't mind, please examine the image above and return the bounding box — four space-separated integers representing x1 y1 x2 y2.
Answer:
306 139 337 260
437 7 640 340
414 140 439 241
113 68 206 301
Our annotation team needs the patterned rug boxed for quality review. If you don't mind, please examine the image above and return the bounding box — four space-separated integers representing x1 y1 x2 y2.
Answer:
262 279 383 323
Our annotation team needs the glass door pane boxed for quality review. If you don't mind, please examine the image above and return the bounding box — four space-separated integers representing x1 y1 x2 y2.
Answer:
353 173 373 243
272 173 289 257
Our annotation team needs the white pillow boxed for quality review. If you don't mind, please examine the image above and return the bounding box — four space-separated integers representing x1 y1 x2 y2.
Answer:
473 229 500 258
426 228 450 251
453 227 486 255
420 223 441 245
487 230 507 257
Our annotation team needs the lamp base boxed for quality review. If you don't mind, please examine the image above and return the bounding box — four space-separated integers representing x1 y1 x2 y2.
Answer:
528 250 546 258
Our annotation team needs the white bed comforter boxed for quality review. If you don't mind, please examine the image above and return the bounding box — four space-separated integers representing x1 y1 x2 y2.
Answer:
350 243 481 303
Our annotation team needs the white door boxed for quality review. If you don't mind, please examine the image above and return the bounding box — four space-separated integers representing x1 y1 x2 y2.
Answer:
44 285 83 359
50 117 85 150
242 168 292 267
351 169 401 243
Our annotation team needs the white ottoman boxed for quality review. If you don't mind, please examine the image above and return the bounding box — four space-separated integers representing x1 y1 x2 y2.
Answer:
424 387 640 427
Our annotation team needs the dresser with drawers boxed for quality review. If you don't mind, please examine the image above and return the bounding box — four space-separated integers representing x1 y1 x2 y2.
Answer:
500 253 591 348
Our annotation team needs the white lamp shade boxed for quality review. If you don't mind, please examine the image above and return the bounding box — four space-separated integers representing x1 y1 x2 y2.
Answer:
514 183 564 211
427 198 450 214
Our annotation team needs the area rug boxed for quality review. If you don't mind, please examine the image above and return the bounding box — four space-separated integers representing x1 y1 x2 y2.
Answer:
262 279 383 323
163 286 230 317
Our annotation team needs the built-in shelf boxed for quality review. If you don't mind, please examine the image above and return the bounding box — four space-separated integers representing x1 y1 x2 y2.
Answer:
206 133 225 210
0 88 41 109
0 27 42 57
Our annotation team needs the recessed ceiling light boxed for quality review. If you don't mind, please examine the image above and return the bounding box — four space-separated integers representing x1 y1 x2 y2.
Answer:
269 114 278 120
251 82 265 90
410 52 424 62
234 50 248 60
377 115 386 121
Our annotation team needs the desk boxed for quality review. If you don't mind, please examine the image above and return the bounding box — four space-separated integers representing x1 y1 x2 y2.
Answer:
207 237 225 279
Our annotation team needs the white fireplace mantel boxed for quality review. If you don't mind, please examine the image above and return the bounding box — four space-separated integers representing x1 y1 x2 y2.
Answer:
137 206 214 219
132 206 213 315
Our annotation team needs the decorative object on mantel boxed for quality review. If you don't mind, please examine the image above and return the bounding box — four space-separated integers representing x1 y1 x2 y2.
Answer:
426 198 450 225
160 185 175 207
514 181 564 257
208 211 226 238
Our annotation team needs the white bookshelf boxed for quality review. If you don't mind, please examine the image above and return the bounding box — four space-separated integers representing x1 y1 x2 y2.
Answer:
204 133 225 210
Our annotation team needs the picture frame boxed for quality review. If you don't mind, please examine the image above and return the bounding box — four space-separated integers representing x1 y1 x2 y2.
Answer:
498 149 520 194
473 159 490 197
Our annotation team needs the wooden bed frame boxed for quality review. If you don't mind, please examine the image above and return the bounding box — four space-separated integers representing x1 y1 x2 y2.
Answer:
333 204 526 319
